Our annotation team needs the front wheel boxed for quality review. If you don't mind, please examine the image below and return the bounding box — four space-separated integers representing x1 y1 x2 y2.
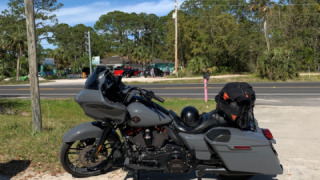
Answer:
59 136 117 177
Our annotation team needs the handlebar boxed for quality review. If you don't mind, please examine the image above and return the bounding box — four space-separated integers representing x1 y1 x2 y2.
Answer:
126 87 165 103
145 90 165 103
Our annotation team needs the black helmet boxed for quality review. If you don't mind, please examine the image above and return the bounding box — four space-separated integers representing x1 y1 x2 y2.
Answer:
216 97 252 129
181 106 199 126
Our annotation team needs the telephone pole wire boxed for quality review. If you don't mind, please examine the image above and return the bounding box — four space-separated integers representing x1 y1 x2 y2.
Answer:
174 0 178 75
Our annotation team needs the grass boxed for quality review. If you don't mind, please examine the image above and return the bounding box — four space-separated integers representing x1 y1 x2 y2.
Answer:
0 98 216 174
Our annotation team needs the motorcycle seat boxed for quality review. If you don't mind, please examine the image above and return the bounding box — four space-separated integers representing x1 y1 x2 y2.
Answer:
169 110 227 134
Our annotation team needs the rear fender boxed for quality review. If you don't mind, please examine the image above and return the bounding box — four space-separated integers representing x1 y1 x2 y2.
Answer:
63 122 119 143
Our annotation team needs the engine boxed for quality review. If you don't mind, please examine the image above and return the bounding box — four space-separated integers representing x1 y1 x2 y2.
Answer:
124 126 189 173
126 126 168 148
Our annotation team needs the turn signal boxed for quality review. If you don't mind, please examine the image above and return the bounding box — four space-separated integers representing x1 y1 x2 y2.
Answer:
261 128 274 140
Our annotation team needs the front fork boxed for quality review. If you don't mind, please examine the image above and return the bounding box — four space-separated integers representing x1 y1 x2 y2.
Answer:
90 121 113 160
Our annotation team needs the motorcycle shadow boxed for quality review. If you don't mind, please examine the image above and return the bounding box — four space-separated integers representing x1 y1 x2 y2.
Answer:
124 170 279 180
0 160 31 179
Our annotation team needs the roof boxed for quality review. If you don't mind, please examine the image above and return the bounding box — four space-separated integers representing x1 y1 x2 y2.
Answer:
100 56 173 66
100 56 129 65
151 58 173 64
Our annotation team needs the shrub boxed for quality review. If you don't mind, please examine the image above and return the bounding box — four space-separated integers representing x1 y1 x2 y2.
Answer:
259 48 299 80
186 56 209 74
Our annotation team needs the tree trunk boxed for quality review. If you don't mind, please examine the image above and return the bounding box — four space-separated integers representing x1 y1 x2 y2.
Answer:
263 15 270 52
314 37 317 71
25 0 42 133
16 48 21 81
19 47 22 74
151 37 154 63
2 58 4 77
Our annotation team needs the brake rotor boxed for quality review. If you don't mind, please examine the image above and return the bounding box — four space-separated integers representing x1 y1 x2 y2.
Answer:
78 145 105 168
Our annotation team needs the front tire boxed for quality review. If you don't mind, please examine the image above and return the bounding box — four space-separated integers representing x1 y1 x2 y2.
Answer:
59 136 116 177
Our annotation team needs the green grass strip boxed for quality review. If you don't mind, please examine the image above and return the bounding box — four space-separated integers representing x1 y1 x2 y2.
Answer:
0 98 215 173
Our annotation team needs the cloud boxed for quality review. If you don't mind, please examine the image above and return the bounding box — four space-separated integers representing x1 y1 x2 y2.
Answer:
115 0 175 16
56 0 185 26
55 2 111 26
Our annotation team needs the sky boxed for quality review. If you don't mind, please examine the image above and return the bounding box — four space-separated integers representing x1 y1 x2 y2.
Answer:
0 0 184 27
0 0 184 49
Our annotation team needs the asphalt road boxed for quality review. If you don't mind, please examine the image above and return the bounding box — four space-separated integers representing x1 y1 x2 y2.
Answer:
1 82 320 106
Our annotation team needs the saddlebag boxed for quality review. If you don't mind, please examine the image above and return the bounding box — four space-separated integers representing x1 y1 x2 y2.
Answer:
204 127 283 175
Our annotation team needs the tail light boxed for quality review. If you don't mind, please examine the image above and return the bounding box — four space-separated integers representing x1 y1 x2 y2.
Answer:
261 128 274 140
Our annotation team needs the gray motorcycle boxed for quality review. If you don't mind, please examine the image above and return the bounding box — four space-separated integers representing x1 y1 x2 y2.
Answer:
59 66 283 179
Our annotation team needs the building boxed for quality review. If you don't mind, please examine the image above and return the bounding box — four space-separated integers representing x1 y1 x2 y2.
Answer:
100 56 174 73
149 58 174 73
99 56 128 69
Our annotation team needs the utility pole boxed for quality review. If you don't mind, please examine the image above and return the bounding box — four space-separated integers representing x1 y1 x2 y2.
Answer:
174 0 178 75
85 31 92 74
24 0 42 133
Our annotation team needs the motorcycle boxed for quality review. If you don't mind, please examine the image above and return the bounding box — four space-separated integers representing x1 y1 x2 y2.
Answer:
59 66 283 179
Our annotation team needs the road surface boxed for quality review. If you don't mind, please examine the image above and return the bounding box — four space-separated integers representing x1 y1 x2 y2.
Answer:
1 81 320 106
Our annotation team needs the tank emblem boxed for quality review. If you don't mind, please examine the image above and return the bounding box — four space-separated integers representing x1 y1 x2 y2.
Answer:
131 116 141 123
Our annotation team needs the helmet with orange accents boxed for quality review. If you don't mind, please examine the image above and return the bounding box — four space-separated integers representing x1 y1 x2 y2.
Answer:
215 82 256 129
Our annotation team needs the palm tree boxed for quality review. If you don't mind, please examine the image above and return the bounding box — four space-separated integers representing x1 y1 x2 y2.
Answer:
49 48 70 69
250 0 273 52
3 28 27 81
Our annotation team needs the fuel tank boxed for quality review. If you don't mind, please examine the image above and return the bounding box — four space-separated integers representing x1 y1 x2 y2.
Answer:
127 102 172 127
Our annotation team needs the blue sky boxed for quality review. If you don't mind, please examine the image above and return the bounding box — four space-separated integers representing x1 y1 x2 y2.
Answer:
0 0 185 27
0 0 185 49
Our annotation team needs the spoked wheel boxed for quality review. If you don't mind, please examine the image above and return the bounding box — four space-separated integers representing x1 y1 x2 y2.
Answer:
59 137 116 177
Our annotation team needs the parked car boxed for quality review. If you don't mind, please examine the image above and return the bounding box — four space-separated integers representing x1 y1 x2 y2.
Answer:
114 67 124 76
114 67 141 77
143 67 164 78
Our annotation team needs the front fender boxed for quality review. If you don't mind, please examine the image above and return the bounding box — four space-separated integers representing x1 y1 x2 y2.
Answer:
63 122 103 143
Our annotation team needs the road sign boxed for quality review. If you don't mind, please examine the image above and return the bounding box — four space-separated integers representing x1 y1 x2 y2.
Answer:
92 56 100 65
42 58 54 65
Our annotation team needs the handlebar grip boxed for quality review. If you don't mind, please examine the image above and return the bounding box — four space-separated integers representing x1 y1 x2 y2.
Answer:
154 95 165 103
144 90 163 103
150 91 165 103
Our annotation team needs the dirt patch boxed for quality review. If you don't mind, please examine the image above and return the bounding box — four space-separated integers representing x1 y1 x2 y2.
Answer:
7 168 128 180
21 111 31 117
0 106 15 115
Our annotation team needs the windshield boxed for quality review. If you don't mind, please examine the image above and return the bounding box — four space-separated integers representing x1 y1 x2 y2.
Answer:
85 66 107 90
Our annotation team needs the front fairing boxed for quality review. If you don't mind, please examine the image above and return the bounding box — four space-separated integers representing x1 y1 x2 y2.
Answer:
75 66 127 123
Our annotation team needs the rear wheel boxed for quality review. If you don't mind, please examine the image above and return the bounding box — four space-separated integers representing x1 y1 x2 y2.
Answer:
59 136 117 177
